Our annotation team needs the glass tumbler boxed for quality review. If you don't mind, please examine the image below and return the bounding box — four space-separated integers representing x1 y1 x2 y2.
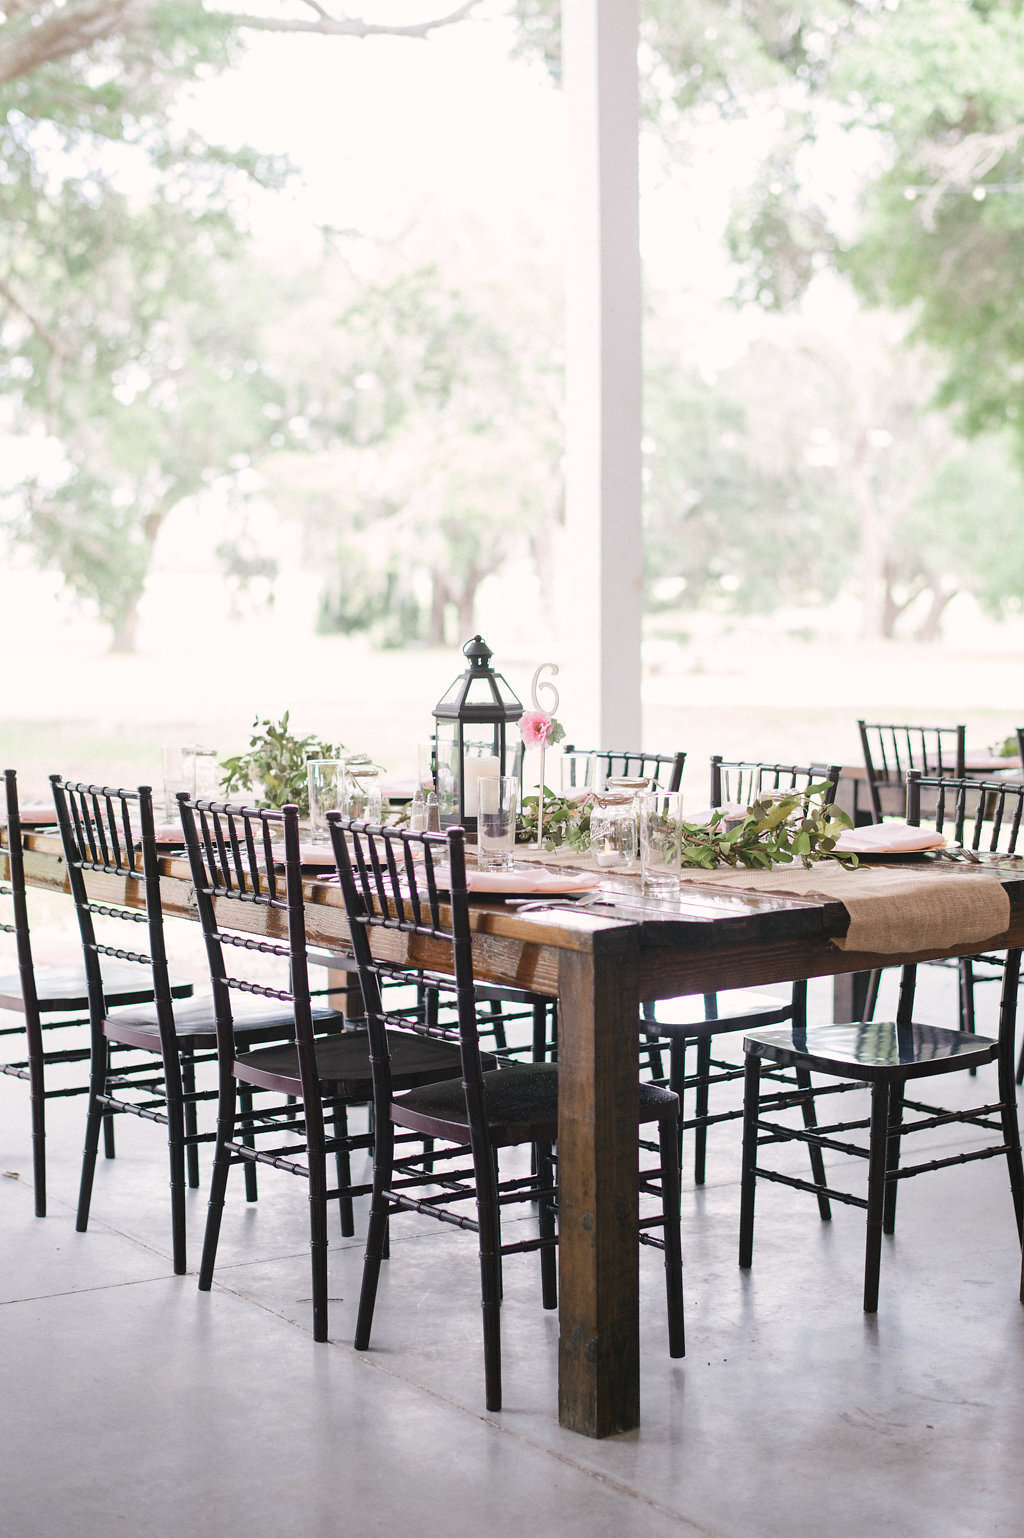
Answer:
162 744 218 818
477 775 519 871
342 758 383 824
560 751 596 799
307 759 346 843
638 790 684 894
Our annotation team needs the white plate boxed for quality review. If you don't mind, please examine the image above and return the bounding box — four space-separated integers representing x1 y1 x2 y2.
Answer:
833 823 947 855
427 865 604 899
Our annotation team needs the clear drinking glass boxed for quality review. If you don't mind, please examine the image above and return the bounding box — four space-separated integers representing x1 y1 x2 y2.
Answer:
415 741 436 795
162 744 218 818
477 775 519 871
560 751 596 798
187 746 220 801
638 790 684 894
341 758 383 824
307 759 346 843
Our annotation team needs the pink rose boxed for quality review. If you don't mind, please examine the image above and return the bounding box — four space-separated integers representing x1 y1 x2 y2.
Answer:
520 711 554 748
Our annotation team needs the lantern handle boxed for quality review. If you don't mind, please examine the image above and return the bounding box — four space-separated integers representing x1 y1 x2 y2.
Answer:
530 663 559 718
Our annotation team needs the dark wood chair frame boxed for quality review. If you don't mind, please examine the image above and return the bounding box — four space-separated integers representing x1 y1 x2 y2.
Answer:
179 795 466 1340
642 760 843 1186
858 732 1001 1032
561 745 685 792
50 776 268 1273
857 719 966 824
2 769 187 1218
330 814 685 1412
738 770 1024 1312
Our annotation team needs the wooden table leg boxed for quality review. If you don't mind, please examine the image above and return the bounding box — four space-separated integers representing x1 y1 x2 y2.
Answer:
556 929 641 1436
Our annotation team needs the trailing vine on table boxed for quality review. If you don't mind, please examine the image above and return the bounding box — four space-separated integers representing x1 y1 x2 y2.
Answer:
519 782 856 869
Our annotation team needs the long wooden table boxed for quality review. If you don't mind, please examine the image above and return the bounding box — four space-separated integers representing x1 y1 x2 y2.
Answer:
8 828 1024 1438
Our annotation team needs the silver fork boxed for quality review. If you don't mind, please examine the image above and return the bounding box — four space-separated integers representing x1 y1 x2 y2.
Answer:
508 895 614 913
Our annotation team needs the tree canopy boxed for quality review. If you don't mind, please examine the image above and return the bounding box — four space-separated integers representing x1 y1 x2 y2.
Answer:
0 0 493 649
5 0 1024 651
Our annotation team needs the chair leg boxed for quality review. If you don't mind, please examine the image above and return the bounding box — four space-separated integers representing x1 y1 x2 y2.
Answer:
102 1101 117 1159
640 1001 665 1080
354 1119 394 1351
181 1047 201 1189
668 1035 685 1159
997 951 1024 1241
795 1068 832 1223
238 1082 258 1203
308 1129 330 1343
163 1054 189 1275
738 1052 761 1269
484 999 507 1053
958 957 976 1036
882 1081 905 1236
657 1112 685 1358
959 957 979 1078
332 1100 355 1238
863 1083 891 1313
476 1150 504 1412
25 1022 47 1218
1000 1088 1024 1245
693 1034 712 1186
198 1084 236 1292
536 1140 557 1310
863 970 882 1022
533 1001 552 1064
76 1040 110 1234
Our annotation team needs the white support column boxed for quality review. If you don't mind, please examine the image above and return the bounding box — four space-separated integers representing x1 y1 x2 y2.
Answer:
560 0 642 749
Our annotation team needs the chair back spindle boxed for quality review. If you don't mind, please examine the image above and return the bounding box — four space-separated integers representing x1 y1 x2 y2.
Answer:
858 721 966 822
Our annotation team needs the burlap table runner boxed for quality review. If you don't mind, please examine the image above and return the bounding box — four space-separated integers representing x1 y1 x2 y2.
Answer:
512 844 1010 954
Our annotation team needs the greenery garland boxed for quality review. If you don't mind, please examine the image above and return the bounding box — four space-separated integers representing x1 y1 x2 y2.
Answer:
519 782 856 869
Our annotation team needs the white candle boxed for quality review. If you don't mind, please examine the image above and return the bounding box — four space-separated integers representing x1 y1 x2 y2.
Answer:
463 754 499 811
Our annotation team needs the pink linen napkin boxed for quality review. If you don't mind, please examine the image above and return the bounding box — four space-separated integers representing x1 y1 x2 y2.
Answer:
833 822 946 855
466 868 603 896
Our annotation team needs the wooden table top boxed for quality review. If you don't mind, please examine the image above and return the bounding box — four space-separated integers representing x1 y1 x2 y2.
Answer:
11 827 1024 998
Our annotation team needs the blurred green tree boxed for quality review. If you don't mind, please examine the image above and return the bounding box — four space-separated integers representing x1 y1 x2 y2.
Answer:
261 254 562 646
516 0 1024 637
0 2 487 650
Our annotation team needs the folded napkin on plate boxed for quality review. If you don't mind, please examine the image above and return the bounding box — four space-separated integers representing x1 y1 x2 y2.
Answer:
688 862 1010 954
2 804 58 825
833 822 946 855
466 868 602 896
296 845 337 866
152 824 186 844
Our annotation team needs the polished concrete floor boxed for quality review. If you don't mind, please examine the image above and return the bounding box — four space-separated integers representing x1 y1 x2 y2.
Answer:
3 971 1024 1538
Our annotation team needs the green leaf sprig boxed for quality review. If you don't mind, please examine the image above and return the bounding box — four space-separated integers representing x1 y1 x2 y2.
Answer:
219 712 345 814
518 787 592 850
517 781 856 868
676 783 855 870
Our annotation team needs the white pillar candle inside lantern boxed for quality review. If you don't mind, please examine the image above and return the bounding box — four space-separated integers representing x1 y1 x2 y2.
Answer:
463 750 500 807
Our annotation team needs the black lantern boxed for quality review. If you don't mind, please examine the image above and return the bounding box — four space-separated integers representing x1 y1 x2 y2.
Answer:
432 635 523 830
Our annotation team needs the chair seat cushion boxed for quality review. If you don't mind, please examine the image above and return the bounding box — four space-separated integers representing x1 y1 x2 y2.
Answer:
744 1021 999 1081
395 1062 678 1145
104 998 343 1049
0 960 191 1014
235 1027 468 1100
